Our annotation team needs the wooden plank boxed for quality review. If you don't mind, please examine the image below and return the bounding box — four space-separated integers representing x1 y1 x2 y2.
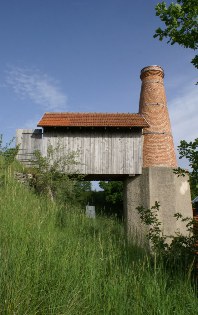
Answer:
17 128 143 175
16 129 42 166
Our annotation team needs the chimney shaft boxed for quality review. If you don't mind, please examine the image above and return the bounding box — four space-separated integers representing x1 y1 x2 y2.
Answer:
139 65 177 167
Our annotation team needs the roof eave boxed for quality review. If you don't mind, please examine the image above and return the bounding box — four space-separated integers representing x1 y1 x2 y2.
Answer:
37 124 148 128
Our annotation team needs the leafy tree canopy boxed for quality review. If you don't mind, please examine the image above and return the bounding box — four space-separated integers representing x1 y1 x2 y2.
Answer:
174 138 198 199
99 181 123 205
99 181 124 219
74 181 92 206
154 0 198 69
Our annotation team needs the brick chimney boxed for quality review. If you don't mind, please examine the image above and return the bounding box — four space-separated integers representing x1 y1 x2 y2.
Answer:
139 65 177 167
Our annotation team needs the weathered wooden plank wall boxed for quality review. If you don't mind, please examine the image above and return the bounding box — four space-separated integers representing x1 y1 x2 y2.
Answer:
43 129 142 175
16 128 143 175
16 129 42 166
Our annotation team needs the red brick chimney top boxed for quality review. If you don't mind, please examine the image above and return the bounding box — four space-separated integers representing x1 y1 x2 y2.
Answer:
140 65 164 80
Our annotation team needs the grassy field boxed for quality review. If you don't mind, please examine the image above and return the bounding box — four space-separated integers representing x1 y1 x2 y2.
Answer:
0 170 198 314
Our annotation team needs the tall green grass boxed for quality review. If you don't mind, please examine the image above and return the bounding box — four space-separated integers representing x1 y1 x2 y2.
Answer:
0 171 198 314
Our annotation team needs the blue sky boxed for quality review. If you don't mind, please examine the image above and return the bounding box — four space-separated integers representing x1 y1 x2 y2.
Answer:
0 0 197 167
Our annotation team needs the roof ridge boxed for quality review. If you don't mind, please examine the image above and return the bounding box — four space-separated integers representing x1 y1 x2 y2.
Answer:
44 112 142 115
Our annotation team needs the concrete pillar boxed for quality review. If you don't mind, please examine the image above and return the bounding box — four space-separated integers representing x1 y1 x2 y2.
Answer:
124 168 192 243
125 66 193 244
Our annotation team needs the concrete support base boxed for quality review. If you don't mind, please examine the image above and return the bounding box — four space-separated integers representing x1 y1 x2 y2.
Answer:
124 167 193 246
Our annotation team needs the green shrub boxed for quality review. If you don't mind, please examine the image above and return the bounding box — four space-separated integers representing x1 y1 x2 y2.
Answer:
137 202 198 276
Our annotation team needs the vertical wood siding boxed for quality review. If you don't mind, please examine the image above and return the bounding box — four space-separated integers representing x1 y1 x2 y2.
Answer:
42 129 142 175
16 129 142 174
16 129 42 166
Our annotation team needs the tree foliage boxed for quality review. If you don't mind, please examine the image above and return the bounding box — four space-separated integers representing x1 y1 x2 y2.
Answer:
154 0 198 70
30 145 79 203
0 135 19 187
99 181 123 204
0 135 19 170
99 181 123 219
137 202 197 274
174 138 198 199
74 181 92 206
26 144 92 209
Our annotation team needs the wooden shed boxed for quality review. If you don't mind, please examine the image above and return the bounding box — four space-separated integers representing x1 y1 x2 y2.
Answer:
17 112 148 179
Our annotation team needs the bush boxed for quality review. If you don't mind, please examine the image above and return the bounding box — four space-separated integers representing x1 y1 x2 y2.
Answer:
137 202 198 275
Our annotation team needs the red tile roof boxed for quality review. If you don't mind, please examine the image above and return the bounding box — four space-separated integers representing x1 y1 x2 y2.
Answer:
37 112 148 128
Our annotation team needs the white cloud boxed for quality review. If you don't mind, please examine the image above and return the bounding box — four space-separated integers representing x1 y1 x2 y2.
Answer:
5 66 68 111
169 82 197 145
168 81 198 168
